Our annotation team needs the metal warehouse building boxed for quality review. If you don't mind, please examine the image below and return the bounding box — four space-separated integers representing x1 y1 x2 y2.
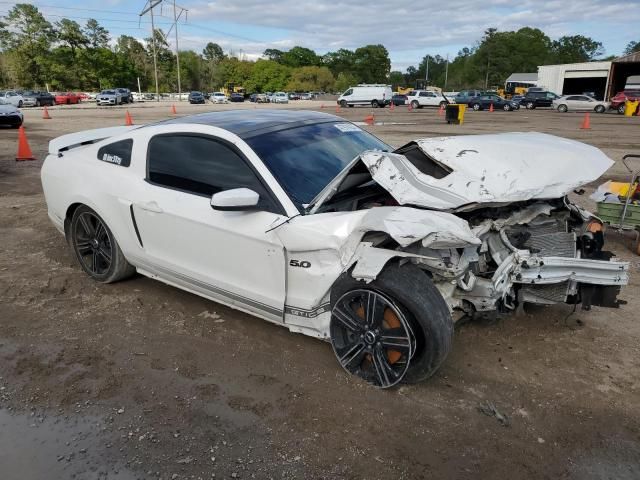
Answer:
537 61 612 100
534 53 640 100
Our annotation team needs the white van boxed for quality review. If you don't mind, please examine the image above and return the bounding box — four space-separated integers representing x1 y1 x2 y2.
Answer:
337 84 393 108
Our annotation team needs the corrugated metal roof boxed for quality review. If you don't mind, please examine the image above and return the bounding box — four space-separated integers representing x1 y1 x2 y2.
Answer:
505 73 538 82
614 52 640 63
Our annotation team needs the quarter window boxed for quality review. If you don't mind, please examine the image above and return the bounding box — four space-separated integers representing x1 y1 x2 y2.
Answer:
147 134 278 213
97 139 133 167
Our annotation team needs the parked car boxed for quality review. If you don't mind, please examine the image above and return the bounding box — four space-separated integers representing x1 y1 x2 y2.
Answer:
188 91 206 104
299 93 312 100
96 89 123 106
522 91 559 109
116 88 133 104
610 89 640 114
510 94 525 106
210 92 228 104
454 90 484 104
406 90 449 109
55 92 81 105
337 84 392 108
229 92 245 103
391 94 408 106
468 94 519 111
0 98 23 127
41 110 629 388
288 93 300 101
0 90 25 107
553 95 609 113
132 92 146 102
270 92 288 104
21 90 55 107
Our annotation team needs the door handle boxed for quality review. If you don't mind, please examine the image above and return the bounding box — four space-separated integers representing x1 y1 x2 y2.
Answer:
137 201 163 213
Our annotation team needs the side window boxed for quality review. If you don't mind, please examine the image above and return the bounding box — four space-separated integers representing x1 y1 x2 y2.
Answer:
97 139 133 167
419 92 428 97
147 134 278 213
343 89 353 96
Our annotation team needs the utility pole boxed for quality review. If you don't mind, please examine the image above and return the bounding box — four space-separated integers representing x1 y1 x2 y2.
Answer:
140 0 162 101
485 54 490 89
444 54 449 89
425 55 429 85
166 0 188 101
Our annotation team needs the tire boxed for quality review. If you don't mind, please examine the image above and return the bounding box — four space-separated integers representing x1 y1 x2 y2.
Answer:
557 104 568 113
617 104 625 114
503 104 511 111
472 103 481 111
410 100 419 109
329 263 453 387
526 102 535 109
371 100 379 108
594 105 605 114
35 100 40 107
340 100 347 108
18 100 23 108
70 205 135 284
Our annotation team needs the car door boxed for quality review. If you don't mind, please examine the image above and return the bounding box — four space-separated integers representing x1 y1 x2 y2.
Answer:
132 133 288 323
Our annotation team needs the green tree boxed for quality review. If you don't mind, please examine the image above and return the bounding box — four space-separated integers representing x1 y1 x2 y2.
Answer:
245 59 289 92
623 41 640 55
388 71 405 89
0 4 55 87
286 66 334 91
263 48 284 63
334 72 358 93
322 48 356 77
551 35 604 63
203 42 225 62
353 44 390 83
281 46 320 67
84 19 109 48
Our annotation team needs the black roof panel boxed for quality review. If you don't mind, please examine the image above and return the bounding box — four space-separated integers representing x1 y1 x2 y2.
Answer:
152 109 342 138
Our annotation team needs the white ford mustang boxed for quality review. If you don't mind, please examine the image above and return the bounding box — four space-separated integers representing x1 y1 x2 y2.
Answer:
41 110 629 388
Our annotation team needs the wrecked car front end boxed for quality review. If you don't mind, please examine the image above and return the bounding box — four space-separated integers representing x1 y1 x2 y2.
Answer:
308 132 629 320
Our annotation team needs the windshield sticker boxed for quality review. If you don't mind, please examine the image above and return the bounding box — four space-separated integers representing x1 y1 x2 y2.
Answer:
334 122 360 133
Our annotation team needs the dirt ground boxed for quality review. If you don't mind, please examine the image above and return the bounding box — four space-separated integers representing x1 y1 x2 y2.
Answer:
1 101 639 480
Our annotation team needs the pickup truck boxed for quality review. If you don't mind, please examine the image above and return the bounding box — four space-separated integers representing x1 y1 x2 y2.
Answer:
406 90 449 109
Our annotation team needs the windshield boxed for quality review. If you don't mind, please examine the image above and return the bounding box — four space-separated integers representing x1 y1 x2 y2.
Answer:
102 90 115 95
246 121 390 209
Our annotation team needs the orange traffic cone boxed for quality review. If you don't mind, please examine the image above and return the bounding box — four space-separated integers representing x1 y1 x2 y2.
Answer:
320 103 325 109
408 102 413 112
16 126 35 161
364 114 375 125
42 106 51 119
125 110 133 126
335 105 341 114
438 104 444 116
171 104 177 115
489 103 494 112
389 101 395 111
580 112 591 129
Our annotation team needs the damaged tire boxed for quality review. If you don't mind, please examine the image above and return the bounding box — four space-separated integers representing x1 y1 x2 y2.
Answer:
329 263 453 388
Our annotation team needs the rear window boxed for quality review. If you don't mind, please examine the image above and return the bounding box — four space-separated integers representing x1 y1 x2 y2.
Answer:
97 139 133 167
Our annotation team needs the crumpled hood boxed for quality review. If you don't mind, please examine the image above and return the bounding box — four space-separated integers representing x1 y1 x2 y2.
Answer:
310 132 614 212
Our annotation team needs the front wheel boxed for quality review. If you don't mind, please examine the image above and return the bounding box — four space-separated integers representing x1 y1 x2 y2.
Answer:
339 100 347 108
526 102 535 109
503 104 511 111
410 100 419 109
329 263 453 388
35 100 40 107
557 104 568 112
70 206 135 283
594 105 605 113
472 103 481 111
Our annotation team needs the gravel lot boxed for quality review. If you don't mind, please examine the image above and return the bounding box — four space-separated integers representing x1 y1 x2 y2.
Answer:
1 100 639 480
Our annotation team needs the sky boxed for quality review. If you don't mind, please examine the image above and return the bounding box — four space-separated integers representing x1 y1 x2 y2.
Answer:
2 0 638 71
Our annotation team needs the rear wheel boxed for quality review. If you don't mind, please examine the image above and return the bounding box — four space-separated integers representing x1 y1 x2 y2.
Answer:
35 100 40 107
503 104 511 111
410 100 419 109
329 263 453 388
70 206 135 283
557 104 568 112
18 100 23 108
617 104 625 114
472 103 481 111
526 102 535 109
594 105 605 113
371 100 379 108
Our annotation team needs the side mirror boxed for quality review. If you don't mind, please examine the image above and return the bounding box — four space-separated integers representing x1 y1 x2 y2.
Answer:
211 188 260 211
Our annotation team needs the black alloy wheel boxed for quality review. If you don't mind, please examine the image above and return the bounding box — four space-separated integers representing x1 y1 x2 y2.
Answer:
73 210 113 276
